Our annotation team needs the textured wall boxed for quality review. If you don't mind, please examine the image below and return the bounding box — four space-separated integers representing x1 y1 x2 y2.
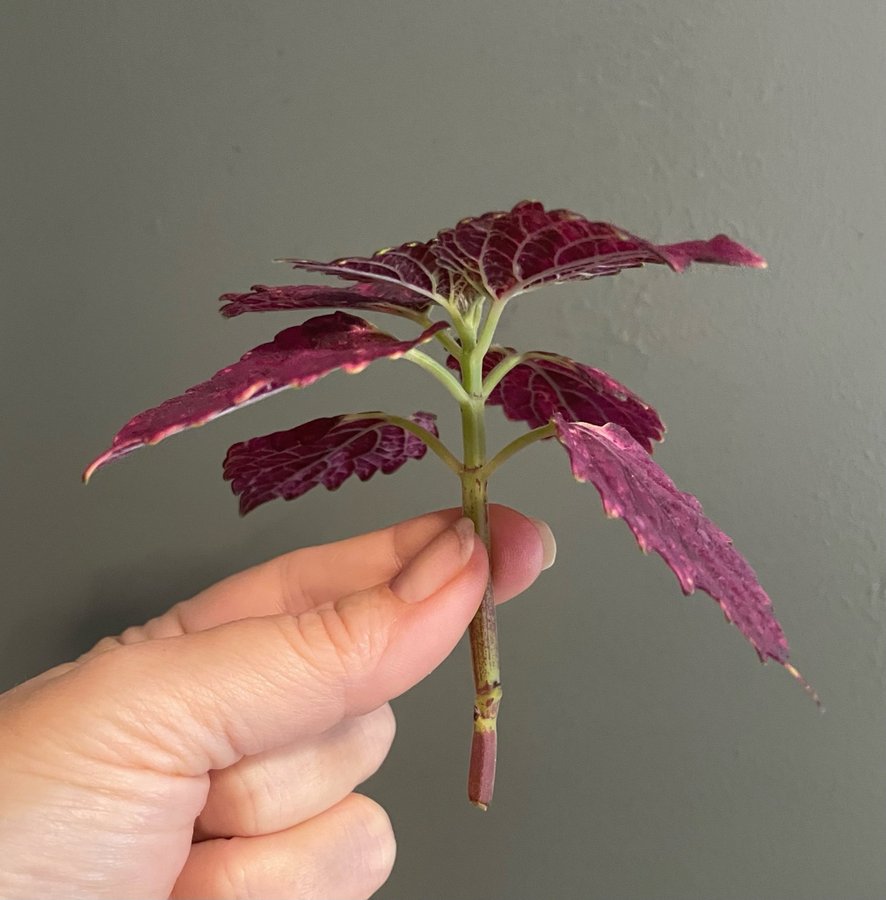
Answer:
2 2 884 897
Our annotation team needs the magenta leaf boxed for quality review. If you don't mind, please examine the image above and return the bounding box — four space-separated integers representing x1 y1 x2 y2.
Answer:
84 313 447 481
283 240 470 308
432 210 501 295
280 201 765 307
446 348 664 451
471 201 767 301
553 414 789 664
223 411 438 514
658 235 769 270
218 282 433 320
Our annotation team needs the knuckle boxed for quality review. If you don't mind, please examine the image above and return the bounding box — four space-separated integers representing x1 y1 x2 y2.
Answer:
271 593 393 685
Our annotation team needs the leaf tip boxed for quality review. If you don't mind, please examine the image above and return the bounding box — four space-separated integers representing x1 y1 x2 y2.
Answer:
82 454 106 484
784 662 823 710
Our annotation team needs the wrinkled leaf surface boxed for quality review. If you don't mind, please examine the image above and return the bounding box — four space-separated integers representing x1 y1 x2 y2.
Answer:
283 201 766 306
224 411 438 514
284 240 467 306
84 313 445 480
553 414 789 664
454 348 664 452
219 282 432 320
467 200 766 301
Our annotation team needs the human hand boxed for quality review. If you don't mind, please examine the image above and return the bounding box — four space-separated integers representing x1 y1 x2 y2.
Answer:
0 506 554 899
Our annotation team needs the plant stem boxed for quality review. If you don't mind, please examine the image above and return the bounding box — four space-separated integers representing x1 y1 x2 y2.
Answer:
404 348 470 404
483 349 564 400
461 466 500 810
434 328 462 358
475 299 506 359
351 413 462 475
482 423 557 478
415 312 463 358
459 332 501 811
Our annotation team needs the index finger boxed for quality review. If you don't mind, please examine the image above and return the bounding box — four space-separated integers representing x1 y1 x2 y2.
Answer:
124 505 549 641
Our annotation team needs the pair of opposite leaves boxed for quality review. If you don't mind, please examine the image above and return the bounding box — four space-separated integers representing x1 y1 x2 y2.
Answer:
85 200 804 680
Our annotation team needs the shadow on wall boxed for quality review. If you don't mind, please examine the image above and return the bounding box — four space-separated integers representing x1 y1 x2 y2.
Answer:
1 553 216 678
24 505 321 679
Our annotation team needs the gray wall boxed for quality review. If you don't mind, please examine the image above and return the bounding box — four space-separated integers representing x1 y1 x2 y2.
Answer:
3 2 884 897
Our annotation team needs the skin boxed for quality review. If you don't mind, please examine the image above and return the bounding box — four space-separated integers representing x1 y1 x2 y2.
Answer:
0 505 554 899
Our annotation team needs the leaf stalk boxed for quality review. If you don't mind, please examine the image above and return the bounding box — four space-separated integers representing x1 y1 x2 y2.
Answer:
481 423 557 478
404 349 470 404
358 412 462 475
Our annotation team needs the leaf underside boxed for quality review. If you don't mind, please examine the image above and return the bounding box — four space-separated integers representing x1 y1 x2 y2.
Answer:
449 348 664 452
224 411 438 514
280 200 766 306
219 282 433 320
552 414 789 665
84 313 446 480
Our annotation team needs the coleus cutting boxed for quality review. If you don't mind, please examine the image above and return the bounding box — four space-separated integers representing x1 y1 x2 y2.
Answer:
84 200 815 810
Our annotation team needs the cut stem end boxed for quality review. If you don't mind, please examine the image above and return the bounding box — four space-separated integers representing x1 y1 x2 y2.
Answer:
468 723 498 810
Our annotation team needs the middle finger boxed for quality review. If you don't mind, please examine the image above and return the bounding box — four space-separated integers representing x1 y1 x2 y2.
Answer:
194 703 396 840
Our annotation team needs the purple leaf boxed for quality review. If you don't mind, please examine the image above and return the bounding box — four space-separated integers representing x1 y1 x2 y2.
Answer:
659 235 769 270
84 313 447 481
223 411 438 514
473 201 767 301
218 282 433 320
283 240 468 307
280 201 765 307
553 414 789 664
432 210 501 294
446 348 664 451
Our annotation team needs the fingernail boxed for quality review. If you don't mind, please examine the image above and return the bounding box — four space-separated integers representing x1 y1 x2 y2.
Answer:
390 517 476 603
529 517 557 570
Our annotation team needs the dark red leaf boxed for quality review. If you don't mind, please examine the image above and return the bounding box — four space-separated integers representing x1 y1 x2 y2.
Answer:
432 210 500 294
219 282 433 320
280 201 765 306
474 201 767 301
553 414 789 664
224 411 438 514
446 348 664 451
659 235 769 270
84 313 446 481
283 240 472 308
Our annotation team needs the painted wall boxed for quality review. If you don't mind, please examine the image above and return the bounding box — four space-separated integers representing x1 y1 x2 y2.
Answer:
3 2 884 897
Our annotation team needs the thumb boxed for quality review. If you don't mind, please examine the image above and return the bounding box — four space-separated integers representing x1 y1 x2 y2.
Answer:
52 518 487 776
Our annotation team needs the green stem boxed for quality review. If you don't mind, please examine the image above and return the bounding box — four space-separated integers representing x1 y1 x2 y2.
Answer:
434 328 462 358
451 311 478 356
458 330 501 811
481 423 557 478
461 467 499 811
483 350 562 400
414 312 463 358
475 299 506 358
404 349 470 404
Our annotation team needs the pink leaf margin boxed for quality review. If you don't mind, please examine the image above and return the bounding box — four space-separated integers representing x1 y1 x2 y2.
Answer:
483 348 665 452
553 414 790 665
219 282 433 320
280 201 766 306
83 313 446 482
